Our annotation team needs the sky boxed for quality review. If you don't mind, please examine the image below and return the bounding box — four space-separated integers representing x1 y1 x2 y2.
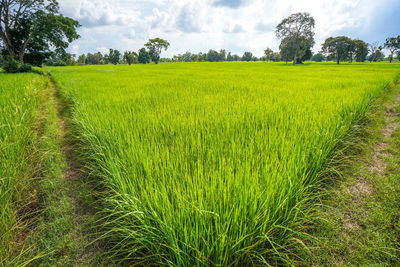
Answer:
58 0 400 58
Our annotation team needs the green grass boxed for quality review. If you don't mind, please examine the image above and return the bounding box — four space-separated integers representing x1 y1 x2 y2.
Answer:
302 81 400 266
0 73 47 265
49 62 400 265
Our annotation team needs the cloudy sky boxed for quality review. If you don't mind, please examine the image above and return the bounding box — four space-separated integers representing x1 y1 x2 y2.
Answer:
59 0 400 58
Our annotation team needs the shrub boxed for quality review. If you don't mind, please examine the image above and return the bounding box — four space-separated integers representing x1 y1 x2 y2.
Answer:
19 63 32 73
3 58 20 73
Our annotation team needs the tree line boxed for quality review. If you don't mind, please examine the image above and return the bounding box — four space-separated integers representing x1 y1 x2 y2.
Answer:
1 1 399 72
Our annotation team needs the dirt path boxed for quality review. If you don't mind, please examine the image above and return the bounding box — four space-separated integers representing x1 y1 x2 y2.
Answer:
49 81 105 266
306 85 400 266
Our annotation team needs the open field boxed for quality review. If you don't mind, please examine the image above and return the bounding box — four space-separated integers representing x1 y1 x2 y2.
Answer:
47 62 400 265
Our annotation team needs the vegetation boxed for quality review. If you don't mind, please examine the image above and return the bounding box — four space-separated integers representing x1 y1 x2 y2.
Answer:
276 12 315 64
0 0 79 65
145 38 170 64
384 36 400 63
0 73 46 264
49 62 400 265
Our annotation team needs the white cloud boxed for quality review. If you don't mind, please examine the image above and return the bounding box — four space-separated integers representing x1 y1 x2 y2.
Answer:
59 0 398 57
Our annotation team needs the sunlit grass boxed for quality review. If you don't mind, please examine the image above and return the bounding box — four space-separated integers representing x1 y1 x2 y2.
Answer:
50 62 400 265
0 73 47 264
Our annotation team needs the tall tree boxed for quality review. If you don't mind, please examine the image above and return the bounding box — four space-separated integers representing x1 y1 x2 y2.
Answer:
241 51 253 61
0 0 79 64
384 36 400 63
264 48 273 61
144 38 170 64
321 36 353 64
353 39 368 62
276 12 315 65
108 49 121 65
123 51 138 65
368 42 383 62
138 48 150 64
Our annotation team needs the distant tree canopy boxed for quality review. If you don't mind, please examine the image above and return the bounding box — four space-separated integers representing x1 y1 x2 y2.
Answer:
276 12 315 65
0 0 80 65
242 51 253 61
124 51 138 65
321 37 369 64
368 42 384 62
264 48 273 61
384 36 400 63
138 48 150 64
321 36 353 64
311 53 324 62
144 38 170 64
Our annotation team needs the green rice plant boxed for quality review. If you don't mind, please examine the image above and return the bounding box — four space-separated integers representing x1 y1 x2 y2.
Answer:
50 62 400 265
0 73 46 264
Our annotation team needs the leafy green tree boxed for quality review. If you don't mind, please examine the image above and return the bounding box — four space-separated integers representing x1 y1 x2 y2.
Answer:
206 49 220 62
353 39 368 62
227 52 233 61
276 12 315 65
242 52 253 61
124 51 138 65
0 0 79 65
138 48 150 64
279 36 297 64
311 53 324 62
144 38 170 64
384 36 400 63
108 49 121 65
264 48 273 61
271 52 281 62
321 36 353 64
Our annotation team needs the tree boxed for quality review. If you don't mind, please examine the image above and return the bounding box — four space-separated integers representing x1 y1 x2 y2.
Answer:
384 36 400 63
279 36 297 64
138 48 150 64
206 49 220 62
276 12 315 65
311 53 324 62
264 48 273 61
242 51 253 61
226 52 233 61
321 36 353 64
353 39 368 62
368 42 383 62
144 38 170 64
107 49 121 65
124 51 138 65
0 0 79 65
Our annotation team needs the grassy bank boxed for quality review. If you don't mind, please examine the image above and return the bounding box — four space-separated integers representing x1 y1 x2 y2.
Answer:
0 73 46 265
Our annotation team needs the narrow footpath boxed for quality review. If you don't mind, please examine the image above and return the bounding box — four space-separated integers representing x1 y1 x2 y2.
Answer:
305 82 400 266
25 77 107 266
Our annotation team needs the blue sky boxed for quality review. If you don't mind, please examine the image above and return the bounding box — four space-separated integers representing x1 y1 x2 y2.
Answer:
59 0 400 58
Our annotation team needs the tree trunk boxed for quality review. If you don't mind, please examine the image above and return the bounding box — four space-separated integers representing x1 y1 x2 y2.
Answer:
390 53 393 63
293 54 296 65
19 52 25 63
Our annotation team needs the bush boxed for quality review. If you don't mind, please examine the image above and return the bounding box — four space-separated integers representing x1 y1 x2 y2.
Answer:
19 63 32 73
1 57 34 73
2 58 20 73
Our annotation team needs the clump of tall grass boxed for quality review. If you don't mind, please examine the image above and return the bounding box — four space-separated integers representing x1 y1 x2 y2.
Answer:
51 62 400 265
0 74 46 264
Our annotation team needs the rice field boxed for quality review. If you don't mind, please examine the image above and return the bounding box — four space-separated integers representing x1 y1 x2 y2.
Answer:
47 62 400 265
0 73 47 263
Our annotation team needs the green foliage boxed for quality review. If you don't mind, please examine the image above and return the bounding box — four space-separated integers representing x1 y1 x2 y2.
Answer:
241 51 253 61
123 51 138 65
264 48 273 61
0 0 80 65
144 38 170 64
0 73 46 264
49 62 400 266
2 57 21 73
384 36 400 63
108 49 122 65
322 36 353 64
276 12 315 64
2 57 32 73
354 39 368 62
138 48 151 64
311 52 325 62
